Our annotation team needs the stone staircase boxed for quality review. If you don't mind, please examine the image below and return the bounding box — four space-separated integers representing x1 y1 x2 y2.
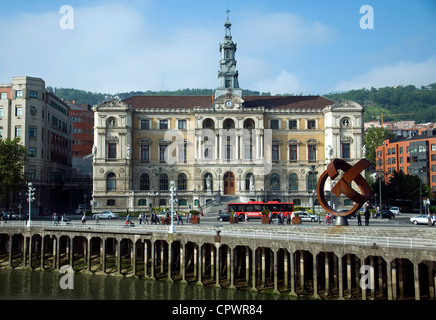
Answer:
203 195 240 216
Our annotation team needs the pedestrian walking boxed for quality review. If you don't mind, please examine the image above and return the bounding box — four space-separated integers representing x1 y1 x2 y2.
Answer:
144 213 149 224
428 212 433 227
364 208 370 226
357 212 362 226
82 213 86 225
138 213 143 225
177 213 184 225
95 214 100 225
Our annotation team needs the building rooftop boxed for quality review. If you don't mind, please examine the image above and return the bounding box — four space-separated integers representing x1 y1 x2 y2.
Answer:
122 95 334 111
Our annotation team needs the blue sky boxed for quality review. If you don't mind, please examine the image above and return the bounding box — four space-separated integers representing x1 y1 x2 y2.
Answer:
0 0 435 95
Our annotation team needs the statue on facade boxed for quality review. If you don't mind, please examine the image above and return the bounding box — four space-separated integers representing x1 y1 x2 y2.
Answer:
127 144 131 160
249 175 255 191
326 145 333 160
362 145 367 159
206 175 212 191
92 145 97 160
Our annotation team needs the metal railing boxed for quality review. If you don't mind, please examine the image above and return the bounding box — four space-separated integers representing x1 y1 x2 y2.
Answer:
1 220 435 250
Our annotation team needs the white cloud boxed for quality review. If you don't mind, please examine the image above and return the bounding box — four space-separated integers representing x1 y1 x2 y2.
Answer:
334 56 436 91
250 70 306 95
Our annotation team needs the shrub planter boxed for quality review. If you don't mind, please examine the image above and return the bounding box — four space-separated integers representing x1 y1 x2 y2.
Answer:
230 216 239 224
190 216 200 224
292 217 301 224
261 216 270 224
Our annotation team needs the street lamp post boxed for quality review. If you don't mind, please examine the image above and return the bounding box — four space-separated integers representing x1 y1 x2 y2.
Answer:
26 182 36 227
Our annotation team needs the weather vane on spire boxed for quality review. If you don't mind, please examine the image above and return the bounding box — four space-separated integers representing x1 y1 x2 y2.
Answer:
226 1 231 20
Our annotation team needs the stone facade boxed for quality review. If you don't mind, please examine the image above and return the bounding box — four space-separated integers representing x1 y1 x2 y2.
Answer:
91 19 365 213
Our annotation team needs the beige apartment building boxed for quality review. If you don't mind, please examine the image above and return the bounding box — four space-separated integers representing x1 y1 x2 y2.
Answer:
91 19 365 213
0 76 73 214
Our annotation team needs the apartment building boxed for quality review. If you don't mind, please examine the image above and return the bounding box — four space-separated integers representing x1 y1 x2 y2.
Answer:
0 76 73 214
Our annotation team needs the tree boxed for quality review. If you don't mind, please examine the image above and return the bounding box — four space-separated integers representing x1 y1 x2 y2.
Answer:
364 127 395 166
0 138 27 208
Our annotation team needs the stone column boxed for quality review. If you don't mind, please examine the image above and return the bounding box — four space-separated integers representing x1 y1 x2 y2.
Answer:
215 243 221 288
246 247 250 285
250 246 257 292
167 241 173 282
196 245 203 286
117 239 122 275
313 253 320 299
414 261 420 300
40 235 45 269
180 242 187 284
289 249 297 296
392 259 397 300
132 240 137 277
87 237 92 272
261 248 266 287
346 254 352 299
55 237 60 270
386 258 393 300
101 238 107 274
143 240 149 279
229 246 236 289
69 237 74 268
8 235 13 267
338 255 344 300
273 249 280 294
23 236 28 267
150 240 156 280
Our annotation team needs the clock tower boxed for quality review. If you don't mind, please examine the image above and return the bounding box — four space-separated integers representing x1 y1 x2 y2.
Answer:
214 17 242 99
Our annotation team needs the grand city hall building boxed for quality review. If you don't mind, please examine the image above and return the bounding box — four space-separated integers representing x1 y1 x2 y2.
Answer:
91 18 365 213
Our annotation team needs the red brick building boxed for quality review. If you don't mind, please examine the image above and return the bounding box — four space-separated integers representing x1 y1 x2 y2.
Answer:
375 130 436 194
69 103 94 157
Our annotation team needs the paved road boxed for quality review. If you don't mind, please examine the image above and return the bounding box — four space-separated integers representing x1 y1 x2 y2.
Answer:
28 212 433 229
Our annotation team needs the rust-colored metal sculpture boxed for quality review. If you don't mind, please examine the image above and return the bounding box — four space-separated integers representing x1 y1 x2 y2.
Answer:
317 158 372 217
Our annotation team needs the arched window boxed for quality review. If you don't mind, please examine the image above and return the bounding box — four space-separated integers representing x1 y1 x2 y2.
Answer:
159 173 168 191
270 173 280 191
140 173 150 191
307 171 317 191
204 172 213 191
107 172 116 191
223 118 235 130
178 173 187 191
289 173 298 191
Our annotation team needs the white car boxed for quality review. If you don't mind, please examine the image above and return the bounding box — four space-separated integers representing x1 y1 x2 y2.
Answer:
389 206 400 215
410 214 435 225
294 211 319 222
92 211 119 220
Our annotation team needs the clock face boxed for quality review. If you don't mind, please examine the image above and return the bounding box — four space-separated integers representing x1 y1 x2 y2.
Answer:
225 100 233 107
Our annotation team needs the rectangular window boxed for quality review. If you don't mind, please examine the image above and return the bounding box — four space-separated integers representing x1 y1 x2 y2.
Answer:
0 108 3 117
341 143 350 159
289 145 297 161
178 120 187 129
29 127 37 139
15 127 21 138
0 92 7 99
28 147 36 157
272 145 279 161
308 145 316 161
30 91 37 98
399 147 403 154
107 143 116 159
141 145 150 162
307 120 316 129
0 127 2 138
15 90 23 98
270 120 279 129
159 120 168 129
432 144 436 151
28 170 36 180
289 120 297 129
15 106 22 116
178 143 187 162
141 119 150 129
159 145 167 162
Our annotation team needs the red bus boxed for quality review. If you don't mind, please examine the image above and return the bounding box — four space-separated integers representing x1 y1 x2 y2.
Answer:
227 201 294 220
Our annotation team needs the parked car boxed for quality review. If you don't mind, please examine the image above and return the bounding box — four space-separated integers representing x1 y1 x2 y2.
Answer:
92 211 119 220
410 214 435 225
11 212 24 220
389 206 400 215
381 209 395 219
217 211 232 222
294 211 319 222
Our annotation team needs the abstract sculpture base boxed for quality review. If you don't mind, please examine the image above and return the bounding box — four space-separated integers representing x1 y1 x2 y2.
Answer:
335 216 349 226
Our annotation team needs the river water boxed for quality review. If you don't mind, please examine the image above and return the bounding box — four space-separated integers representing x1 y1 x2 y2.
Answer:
0 269 295 301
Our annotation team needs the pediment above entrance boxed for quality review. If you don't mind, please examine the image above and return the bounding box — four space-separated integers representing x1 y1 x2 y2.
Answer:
213 91 245 111
93 99 133 112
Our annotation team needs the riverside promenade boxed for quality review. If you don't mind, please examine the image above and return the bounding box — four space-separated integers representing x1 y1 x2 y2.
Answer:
0 221 435 300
